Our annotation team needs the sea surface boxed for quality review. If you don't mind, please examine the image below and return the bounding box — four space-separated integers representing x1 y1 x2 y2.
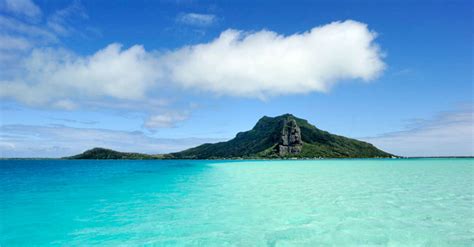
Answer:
1 158 473 246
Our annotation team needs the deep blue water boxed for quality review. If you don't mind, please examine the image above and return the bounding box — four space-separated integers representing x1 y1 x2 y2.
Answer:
1 159 473 246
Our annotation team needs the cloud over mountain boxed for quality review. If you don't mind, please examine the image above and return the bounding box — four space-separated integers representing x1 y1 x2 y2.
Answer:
1 20 384 107
163 20 384 98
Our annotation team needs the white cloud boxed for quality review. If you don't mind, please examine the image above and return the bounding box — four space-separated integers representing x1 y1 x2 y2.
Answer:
0 43 160 106
0 34 31 50
144 112 188 129
0 15 56 76
51 99 77 110
364 106 474 157
0 15 57 42
47 1 88 36
1 0 41 19
177 13 216 26
0 1 97 80
0 124 224 158
162 20 384 98
0 20 385 127
1 20 384 104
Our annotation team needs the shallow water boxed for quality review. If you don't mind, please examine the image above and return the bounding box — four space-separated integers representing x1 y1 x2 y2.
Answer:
1 159 473 246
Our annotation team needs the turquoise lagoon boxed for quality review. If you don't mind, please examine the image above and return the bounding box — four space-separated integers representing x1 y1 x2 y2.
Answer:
1 158 473 246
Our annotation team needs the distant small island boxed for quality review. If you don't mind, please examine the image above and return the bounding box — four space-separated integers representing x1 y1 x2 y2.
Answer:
66 148 163 160
66 114 396 160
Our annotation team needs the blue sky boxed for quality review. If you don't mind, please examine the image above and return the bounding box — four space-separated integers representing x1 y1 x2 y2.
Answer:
0 0 472 157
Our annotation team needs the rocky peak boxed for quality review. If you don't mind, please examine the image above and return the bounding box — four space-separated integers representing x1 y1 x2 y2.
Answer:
276 117 303 156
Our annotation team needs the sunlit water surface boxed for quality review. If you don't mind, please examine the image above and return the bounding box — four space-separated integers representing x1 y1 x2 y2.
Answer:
1 159 473 246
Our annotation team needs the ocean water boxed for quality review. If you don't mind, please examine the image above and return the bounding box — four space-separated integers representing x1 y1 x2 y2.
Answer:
0 159 473 246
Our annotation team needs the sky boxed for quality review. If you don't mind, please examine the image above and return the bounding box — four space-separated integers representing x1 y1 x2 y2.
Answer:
0 0 472 157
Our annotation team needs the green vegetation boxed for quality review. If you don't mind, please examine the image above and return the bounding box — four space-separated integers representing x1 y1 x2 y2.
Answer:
65 147 162 160
67 114 394 160
168 114 394 159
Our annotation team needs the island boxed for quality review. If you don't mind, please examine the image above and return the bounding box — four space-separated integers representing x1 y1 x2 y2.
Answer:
66 114 394 159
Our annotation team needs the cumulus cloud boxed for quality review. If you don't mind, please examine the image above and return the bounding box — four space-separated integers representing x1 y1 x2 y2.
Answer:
1 20 384 105
1 20 384 128
176 13 216 26
1 43 160 107
364 106 474 157
0 0 41 19
0 124 224 158
163 20 384 98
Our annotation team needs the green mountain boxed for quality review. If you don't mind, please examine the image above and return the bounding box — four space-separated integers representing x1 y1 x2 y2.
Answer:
67 114 394 159
65 147 161 160
168 114 393 159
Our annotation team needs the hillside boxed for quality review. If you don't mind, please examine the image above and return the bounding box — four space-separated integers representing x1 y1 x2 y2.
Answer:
67 114 394 159
168 114 393 159
65 147 161 160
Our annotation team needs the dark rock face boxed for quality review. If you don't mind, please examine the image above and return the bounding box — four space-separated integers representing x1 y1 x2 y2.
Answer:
277 118 303 156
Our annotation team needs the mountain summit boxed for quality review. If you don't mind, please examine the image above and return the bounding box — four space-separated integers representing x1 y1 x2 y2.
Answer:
67 114 393 159
168 114 393 159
